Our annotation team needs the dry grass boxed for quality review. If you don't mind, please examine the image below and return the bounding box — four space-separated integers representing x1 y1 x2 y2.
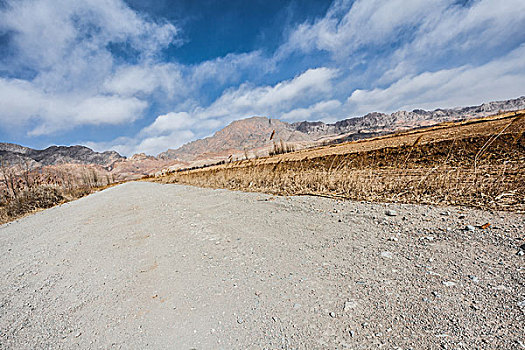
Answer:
0 165 120 225
156 113 525 211
269 139 296 156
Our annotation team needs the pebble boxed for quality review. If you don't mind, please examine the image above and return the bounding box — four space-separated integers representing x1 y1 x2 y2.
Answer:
381 251 393 259
468 275 479 283
385 210 398 217
344 300 358 312
237 317 244 324
293 303 301 309
465 225 476 231
442 281 456 287
329 312 336 318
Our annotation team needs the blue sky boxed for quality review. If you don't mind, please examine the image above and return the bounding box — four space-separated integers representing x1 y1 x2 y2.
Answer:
0 0 524 156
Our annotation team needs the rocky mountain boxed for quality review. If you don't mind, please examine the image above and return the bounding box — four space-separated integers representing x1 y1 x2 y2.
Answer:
0 143 124 169
293 96 525 136
158 96 525 162
0 143 180 181
158 117 311 162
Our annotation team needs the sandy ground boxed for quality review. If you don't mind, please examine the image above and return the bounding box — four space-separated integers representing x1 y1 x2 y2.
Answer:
0 182 523 349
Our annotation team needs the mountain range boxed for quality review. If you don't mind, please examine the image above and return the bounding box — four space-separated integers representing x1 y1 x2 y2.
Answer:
158 96 525 163
0 143 123 169
0 144 174 180
1 96 524 177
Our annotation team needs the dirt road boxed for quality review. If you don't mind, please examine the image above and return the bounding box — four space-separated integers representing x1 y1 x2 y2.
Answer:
0 182 523 349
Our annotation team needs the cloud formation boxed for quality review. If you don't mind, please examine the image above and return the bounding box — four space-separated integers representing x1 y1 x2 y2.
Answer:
0 0 177 134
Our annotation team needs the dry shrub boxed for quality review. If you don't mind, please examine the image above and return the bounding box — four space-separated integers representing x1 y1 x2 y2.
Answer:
0 163 115 224
4 185 64 218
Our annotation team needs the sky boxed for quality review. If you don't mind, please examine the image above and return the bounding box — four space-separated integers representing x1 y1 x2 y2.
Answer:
0 0 524 156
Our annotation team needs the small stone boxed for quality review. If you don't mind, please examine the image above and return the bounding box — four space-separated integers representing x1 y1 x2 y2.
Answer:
74 332 81 338
518 250 525 256
493 285 511 291
442 281 456 287
329 312 336 318
388 237 398 242
349 330 355 337
385 210 398 217
237 317 244 324
468 275 479 283
293 303 301 309
343 300 358 312
381 251 393 259
465 225 476 231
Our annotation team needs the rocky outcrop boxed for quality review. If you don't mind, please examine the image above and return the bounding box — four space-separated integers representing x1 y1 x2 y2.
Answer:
293 96 525 136
0 143 124 169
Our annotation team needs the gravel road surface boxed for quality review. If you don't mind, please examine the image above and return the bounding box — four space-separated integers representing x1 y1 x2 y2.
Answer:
0 182 524 349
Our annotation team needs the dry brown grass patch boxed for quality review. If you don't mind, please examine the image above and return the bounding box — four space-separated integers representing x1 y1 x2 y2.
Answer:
155 113 525 211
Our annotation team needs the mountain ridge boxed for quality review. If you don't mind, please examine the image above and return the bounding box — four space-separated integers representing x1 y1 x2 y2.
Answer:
0 143 124 169
2 96 524 175
158 96 525 162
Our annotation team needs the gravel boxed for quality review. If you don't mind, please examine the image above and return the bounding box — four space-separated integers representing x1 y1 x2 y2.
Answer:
0 182 523 349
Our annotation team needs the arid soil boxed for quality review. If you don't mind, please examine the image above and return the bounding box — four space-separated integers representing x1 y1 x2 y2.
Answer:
0 182 523 349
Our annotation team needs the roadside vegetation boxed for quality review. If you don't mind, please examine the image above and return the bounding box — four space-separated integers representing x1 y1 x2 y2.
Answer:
156 112 525 211
0 163 117 224
269 139 296 156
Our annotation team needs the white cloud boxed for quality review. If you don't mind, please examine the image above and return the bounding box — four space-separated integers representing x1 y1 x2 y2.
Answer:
347 45 525 113
194 67 338 121
277 0 449 60
281 100 342 121
103 63 185 98
0 77 147 135
190 51 268 87
0 0 178 135
0 0 178 71
381 0 525 83
142 112 195 135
